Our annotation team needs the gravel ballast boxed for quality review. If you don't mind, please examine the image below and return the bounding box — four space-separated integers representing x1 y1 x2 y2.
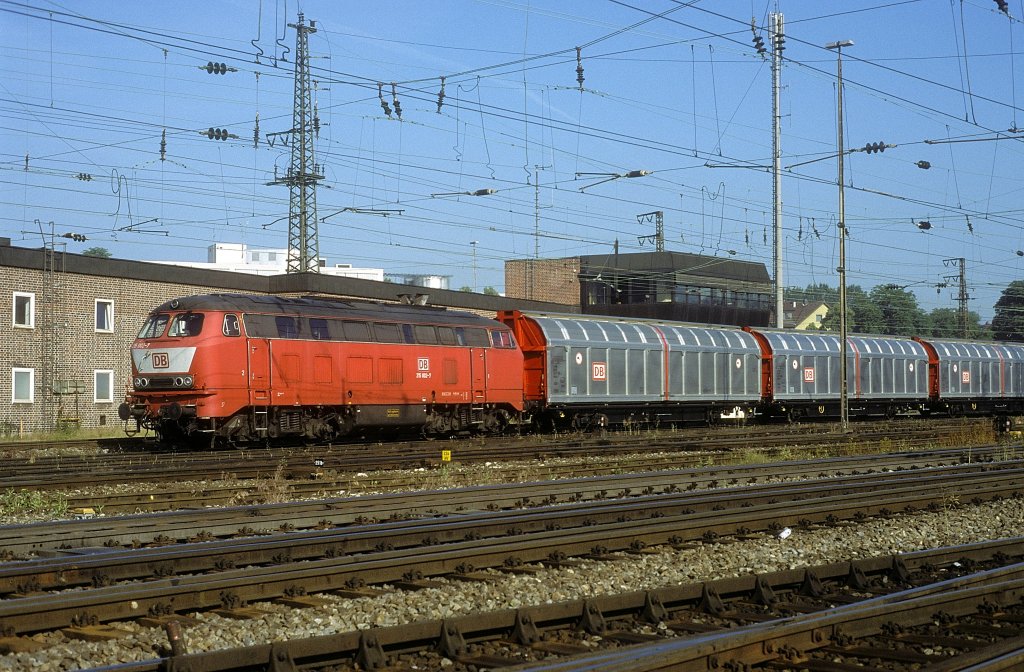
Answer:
1 498 1021 671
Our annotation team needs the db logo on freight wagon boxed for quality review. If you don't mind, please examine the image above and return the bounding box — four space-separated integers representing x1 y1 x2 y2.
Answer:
592 362 607 381
152 352 170 369
416 357 432 379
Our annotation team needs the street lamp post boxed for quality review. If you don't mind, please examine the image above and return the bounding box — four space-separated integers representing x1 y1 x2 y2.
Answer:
826 39 853 432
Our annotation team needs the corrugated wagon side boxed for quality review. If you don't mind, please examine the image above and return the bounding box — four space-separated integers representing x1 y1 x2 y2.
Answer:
747 328 929 420
915 337 1024 417
499 310 760 429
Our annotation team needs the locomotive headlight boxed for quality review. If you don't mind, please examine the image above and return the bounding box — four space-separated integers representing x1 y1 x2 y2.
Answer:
183 375 194 387
174 377 184 387
134 377 149 388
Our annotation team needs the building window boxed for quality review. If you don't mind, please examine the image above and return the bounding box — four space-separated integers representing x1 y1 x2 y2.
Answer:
95 299 113 332
13 292 34 328
12 368 33 403
94 370 114 403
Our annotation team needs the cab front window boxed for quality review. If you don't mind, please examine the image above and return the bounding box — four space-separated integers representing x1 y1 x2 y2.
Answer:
168 313 205 337
137 314 169 339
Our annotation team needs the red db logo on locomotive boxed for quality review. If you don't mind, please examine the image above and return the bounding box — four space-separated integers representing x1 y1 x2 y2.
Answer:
152 352 170 369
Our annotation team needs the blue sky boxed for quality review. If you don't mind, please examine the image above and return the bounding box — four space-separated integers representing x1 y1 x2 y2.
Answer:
2 1 1022 321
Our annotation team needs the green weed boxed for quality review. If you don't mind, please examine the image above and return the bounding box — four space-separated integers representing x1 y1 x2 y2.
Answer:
0 489 70 518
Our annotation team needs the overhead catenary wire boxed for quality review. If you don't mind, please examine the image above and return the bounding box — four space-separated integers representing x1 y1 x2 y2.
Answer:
3 2 1023 314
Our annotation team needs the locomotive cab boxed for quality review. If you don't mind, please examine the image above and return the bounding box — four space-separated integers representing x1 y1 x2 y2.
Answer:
120 301 245 442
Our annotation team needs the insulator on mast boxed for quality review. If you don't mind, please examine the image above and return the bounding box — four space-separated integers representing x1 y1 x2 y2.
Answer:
378 83 392 118
751 18 766 56
575 46 585 89
391 82 402 120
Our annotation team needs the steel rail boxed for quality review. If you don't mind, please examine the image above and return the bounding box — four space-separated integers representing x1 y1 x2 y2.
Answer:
2 447 1010 556
57 537 1024 672
0 467 1021 636
499 559 1024 671
2 460 1021 595
0 419 992 492
54 443 1017 515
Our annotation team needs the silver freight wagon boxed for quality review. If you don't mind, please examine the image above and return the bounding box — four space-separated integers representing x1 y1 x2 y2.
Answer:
748 329 929 418
517 312 761 426
917 338 1024 409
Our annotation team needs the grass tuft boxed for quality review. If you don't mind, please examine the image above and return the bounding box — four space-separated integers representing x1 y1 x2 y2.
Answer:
0 489 70 518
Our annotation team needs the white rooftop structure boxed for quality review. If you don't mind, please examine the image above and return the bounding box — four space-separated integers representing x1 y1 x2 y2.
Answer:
149 243 385 280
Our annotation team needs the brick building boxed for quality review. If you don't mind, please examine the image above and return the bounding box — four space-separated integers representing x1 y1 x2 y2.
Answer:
1 241 566 435
503 257 582 307
506 251 773 327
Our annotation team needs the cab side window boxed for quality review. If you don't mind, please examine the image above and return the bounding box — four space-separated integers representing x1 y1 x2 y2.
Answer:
491 330 516 348
222 314 241 337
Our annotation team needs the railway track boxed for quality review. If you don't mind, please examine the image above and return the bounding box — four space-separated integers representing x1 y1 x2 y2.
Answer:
1 445 1010 556
0 458 1020 638
0 419 998 516
96 538 1024 672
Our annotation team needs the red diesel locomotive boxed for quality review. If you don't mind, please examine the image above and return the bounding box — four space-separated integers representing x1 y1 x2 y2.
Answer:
121 294 1024 447
118 294 524 445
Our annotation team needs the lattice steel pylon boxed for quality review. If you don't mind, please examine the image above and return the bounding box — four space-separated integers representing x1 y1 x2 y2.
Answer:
269 13 323 273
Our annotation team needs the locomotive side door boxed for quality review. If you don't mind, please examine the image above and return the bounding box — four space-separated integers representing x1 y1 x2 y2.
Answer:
248 338 271 405
471 348 487 403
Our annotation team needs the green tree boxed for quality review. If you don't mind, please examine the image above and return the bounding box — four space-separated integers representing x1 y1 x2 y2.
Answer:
482 286 499 296
868 285 927 336
927 307 985 339
82 247 112 258
992 280 1024 341
788 283 837 305
817 285 882 334
928 308 958 338
849 286 884 333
